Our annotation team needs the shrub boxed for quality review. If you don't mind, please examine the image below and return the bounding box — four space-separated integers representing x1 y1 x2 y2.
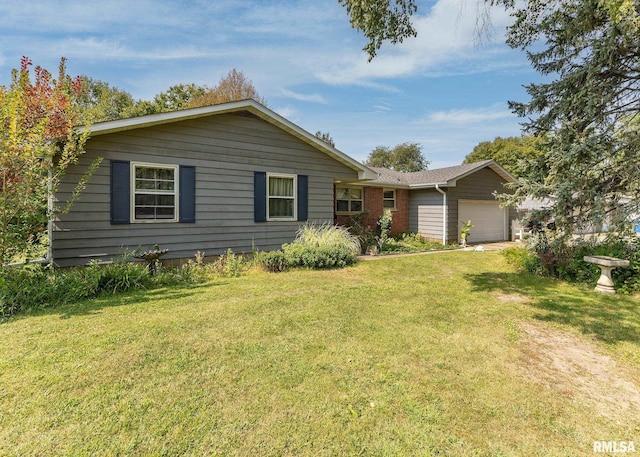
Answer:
376 209 393 249
211 249 246 277
281 223 360 269
182 249 251 279
87 255 150 294
294 223 361 254
283 243 357 269
260 250 288 272
502 246 541 274
379 232 457 254
0 255 151 318
0 247 265 318
343 212 375 254
523 235 640 294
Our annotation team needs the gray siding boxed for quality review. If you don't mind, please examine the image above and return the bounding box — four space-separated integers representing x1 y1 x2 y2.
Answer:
53 112 359 266
409 190 444 240
446 168 514 242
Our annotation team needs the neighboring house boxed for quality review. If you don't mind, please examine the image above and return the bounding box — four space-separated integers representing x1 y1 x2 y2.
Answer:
334 160 518 244
52 100 375 267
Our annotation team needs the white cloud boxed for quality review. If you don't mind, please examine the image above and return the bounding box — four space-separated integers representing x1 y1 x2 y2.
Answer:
422 103 515 124
271 105 298 122
316 0 520 85
280 89 328 104
0 0 536 168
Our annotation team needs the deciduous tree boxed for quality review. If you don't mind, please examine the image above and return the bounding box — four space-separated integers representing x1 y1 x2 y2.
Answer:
365 142 429 172
463 136 545 177
339 0 418 60
188 69 266 108
151 83 207 112
0 57 98 264
74 76 137 123
315 131 336 147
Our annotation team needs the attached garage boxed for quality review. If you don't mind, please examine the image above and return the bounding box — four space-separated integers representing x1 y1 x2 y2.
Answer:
458 199 508 243
366 160 517 245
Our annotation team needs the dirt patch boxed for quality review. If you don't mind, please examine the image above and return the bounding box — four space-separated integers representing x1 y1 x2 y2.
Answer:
497 294 530 303
518 321 640 418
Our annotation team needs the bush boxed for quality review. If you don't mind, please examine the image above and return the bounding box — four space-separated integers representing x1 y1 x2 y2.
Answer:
295 223 361 254
280 223 360 269
282 243 357 269
502 246 541 274
210 249 246 277
342 212 375 254
379 232 457 254
0 255 151 318
260 250 288 272
522 235 640 294
0 248 264 319
376 209 393 249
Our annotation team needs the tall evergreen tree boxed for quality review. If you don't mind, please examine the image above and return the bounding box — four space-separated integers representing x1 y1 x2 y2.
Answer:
340 0 640 233
498 0 640 234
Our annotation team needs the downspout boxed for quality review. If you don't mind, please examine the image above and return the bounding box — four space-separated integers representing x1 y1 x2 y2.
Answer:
435 184 447 246
47 166 53 266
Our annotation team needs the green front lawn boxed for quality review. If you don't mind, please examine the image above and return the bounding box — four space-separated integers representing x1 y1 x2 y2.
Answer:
1 251 639 456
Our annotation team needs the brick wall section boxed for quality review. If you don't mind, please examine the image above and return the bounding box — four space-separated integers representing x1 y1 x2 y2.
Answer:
334 186 409 235
363 187 383 227
393 189 409 234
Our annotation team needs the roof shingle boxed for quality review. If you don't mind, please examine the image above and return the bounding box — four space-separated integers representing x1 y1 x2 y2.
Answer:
367 160 506 187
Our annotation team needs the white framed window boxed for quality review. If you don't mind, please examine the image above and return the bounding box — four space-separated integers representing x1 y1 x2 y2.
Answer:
383 189 396 209
267 173 296 220
131 162 179 222
336 187 363 213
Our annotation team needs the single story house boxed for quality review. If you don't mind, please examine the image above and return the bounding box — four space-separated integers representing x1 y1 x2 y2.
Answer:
52 100 516 266
334 161 518 244
52 100 375 267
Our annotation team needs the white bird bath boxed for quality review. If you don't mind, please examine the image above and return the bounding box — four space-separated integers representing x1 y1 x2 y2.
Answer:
583 255 630 294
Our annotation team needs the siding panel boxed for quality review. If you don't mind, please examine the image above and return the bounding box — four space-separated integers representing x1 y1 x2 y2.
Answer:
447 168 513 242
53 112 359 266
409 190 443 240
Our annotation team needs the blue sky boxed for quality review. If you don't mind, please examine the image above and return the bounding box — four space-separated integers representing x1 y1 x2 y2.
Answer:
0 0 542 168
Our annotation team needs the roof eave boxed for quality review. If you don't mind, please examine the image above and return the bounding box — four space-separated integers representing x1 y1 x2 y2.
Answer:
408 181 450 190
362 182 411 188
453 160 517 184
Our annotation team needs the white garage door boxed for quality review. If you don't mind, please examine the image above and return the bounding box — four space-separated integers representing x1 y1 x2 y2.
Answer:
458 200 506 243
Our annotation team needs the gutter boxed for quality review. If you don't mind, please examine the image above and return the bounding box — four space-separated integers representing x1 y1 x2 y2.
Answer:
435 184 447 246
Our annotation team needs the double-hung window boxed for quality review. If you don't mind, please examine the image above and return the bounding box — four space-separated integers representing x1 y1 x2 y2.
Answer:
267 173 296 220
383 189 396 209
336 187 363 213
132 162 179 222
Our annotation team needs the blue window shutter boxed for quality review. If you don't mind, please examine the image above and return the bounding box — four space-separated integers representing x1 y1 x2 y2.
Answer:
110 160 130 224
254 171 267 222
179 165 196 223
297 174 308 221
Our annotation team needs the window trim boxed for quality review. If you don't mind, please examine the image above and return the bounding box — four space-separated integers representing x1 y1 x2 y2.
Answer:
266 172 297 221
335 186 364 214
130 161 179 223
383 188 397 210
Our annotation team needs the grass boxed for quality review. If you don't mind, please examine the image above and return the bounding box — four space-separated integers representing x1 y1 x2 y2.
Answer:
1 251 639 456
